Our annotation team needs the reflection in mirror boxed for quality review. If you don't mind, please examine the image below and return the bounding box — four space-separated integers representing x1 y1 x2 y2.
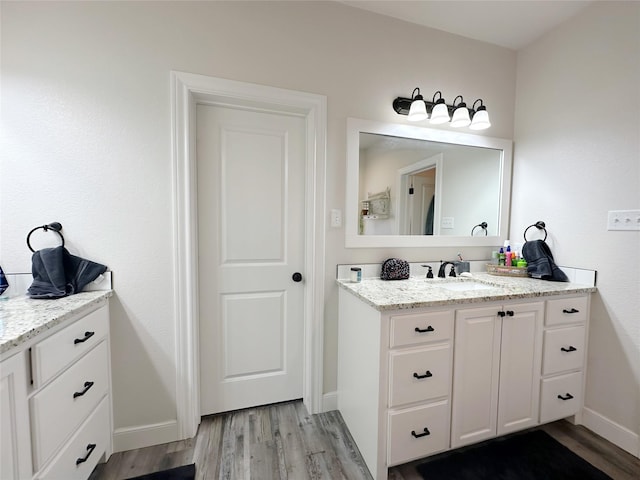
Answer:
359 132 502 236
346 118 513 248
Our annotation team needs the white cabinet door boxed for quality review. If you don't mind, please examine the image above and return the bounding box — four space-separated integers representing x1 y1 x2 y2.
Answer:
497 302 543 435
451 306 502 448
0 351 32 480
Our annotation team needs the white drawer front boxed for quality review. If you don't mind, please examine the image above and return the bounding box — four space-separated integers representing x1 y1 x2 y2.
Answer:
31 341 109 469
390 310 453 348
389 344 451 407
33 305 109 387
540 371 583 423
387 400 450 466
545 296 588 326
542 326 585 375
35 397 110 480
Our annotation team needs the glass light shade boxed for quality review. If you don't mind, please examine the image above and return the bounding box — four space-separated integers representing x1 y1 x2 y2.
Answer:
469 109 491 130
429 102 450 124
450 106 471 127
407 99 428 122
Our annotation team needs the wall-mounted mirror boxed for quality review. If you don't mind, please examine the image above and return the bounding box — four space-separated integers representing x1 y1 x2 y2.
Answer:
346 118 513 248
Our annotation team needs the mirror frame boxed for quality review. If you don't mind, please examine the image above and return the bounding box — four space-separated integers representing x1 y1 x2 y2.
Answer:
346 118 513 248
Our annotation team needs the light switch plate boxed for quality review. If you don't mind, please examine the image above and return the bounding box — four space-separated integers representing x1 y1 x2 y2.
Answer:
441 217 454 229
607 210 640 231
330 209 342 227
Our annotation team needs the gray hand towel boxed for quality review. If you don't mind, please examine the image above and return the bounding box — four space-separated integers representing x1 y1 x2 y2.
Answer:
522 240 569 282
28 246 107 298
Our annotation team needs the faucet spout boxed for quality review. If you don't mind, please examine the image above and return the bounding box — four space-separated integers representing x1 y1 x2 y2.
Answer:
438 261 457 278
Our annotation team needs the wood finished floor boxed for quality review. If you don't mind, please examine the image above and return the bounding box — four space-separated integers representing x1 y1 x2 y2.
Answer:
92 400 640 480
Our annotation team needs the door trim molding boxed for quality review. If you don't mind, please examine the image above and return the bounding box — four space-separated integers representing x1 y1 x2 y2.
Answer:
170 71 326 439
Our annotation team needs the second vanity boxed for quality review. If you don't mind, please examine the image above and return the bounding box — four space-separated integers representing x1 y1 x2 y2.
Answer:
336 272 596 479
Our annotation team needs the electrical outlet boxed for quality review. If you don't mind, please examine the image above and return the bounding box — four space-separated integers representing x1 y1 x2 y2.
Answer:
607 210 640 231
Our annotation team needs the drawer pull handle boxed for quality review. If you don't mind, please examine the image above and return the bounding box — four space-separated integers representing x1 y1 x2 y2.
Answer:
506 310 514 316
497 311 506 317
563 308 579 314
411 427 431 438
415 326 435 333
73 381 94 399
561 346 577 353
558 393 574 401
74 331 95 344
76 443 97 466
413 371 433 379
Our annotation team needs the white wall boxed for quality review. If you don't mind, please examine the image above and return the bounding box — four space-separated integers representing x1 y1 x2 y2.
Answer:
512 1 639 451
1 1 518 447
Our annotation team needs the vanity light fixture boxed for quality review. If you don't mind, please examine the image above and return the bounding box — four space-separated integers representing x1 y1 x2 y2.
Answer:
469 99 491 130
429 91 450 124
450 96 471 128
407 88 428 122
392 88 491 130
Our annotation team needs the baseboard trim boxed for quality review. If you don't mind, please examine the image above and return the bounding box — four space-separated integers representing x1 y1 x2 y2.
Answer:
323 391 338 412
113 419 178 453
582 407 640 457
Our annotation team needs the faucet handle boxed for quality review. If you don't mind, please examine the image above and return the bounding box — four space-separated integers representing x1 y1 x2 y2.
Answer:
449 265 457 277
422 265 434 278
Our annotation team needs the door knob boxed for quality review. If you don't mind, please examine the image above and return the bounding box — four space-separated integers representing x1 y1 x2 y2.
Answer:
292 272 303 282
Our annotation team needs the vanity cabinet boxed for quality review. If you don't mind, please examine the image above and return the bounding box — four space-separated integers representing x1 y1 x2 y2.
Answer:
539 295 589 423
451 302 543 448
31 304 112 480
337 291 453 479
0 297 112 480
1 351 33 480
337 287 591 480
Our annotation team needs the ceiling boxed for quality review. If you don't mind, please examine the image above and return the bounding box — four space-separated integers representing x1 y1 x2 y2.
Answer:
339 0 593 50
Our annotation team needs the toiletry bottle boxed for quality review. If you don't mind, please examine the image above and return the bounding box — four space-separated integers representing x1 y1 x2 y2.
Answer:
506 245 512 266
498 248 505 266
350 267 362 283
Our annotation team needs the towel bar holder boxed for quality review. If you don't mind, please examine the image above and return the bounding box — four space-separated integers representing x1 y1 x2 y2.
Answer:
523 221 547 242
471 221 488 236
27 222 65 252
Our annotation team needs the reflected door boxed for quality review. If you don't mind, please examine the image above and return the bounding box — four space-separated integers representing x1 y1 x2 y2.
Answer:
197 104 305 415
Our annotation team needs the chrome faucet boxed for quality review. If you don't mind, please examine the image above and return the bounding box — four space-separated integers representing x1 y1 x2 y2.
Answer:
438 261 457 278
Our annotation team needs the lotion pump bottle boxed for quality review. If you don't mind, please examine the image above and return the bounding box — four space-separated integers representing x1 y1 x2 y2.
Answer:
506 245 512 266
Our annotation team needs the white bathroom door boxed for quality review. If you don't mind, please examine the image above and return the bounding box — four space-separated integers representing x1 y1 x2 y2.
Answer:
197 104 306 415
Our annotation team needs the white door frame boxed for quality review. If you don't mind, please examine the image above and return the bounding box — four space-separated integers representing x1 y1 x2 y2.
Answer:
170 71 326 439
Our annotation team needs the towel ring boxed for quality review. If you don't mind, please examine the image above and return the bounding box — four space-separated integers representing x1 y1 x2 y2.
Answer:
471 222 488 236
27 222 65 253
523 221 547 242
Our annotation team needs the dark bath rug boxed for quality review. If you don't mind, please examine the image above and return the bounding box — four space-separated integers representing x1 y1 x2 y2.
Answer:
416 430 612 480
125 463 195 480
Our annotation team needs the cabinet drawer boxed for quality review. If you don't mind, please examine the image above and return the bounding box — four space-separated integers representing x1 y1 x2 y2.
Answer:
32 305 109 387
389 344 451 407
31 341 109 469
390 310 453 348
388 400 450 466
35 397 110 480
540 371 583 423
542 326 585 375
545 296 588 326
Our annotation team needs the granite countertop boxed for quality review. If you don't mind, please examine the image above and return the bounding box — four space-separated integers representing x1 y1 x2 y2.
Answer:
0 291 113 356
337 273 596 311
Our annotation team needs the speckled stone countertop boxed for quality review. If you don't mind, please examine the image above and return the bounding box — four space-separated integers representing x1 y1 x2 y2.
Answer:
0 291 113 356
337 273 596 311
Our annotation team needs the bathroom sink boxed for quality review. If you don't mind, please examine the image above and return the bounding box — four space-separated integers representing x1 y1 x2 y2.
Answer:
435 281 495 292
